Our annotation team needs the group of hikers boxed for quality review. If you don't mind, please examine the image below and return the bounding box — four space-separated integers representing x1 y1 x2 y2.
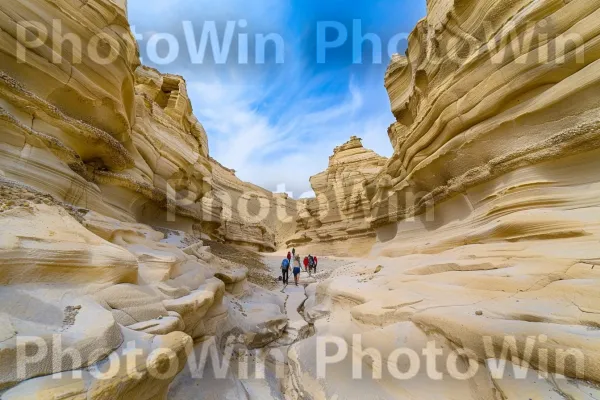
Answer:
280 247 318 286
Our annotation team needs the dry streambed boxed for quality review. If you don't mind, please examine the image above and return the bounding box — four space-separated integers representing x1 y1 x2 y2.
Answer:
166 247 358 399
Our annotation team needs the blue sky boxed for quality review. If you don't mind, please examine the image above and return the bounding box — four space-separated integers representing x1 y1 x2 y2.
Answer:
128 0 426 197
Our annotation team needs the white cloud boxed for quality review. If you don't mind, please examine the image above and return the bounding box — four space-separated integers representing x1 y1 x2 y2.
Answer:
129 0 397 198
187 72 393 197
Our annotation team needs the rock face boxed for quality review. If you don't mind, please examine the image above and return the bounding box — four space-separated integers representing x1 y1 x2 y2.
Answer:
209 158 297 252
287 136 387 256
286 1 600 398
0 0 223 234
372 0 600 228
4 0 600 398
0 0 290 398
129 66 221 231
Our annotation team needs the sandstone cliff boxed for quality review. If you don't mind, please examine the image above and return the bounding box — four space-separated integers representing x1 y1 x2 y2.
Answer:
286 0 600 398
287 136 387 256
0 1 288 397
209 157 297 251
0 1 224 235
3 0 600 398
372 0 600 228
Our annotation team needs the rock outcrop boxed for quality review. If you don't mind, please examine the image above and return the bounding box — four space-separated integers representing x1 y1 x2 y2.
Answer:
0 0 290 397
287 136 387 256
286 0 600 398
209 157 297 252
372 0 600 228
4 0 600 398
0 0 224 235
0 0 297 240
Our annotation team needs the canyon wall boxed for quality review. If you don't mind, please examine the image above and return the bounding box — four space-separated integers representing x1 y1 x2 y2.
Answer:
372 0 600 230
287 0 600 398
3 0 600 398
209 157 297 251
287 136 387 256
0 1 287 243
0 1 290 397
0 1 223 234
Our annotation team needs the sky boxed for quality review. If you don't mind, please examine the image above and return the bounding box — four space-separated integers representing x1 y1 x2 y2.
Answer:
127 0 426 197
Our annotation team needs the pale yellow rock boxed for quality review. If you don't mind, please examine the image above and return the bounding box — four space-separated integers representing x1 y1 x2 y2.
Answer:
3 0 600 398
0 287 123 390
0 1 283 398
287 0 600 398
2 328 193 400
82 210 228 340
288 136 387 256
0 1 222 234
373 0 600 227
0 204 138 285
209 157 297 251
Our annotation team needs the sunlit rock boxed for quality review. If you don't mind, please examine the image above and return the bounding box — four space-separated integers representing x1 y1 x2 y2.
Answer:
287 136 387 256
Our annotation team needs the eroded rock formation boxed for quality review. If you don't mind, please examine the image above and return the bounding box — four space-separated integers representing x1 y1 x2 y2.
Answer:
373 0 600 228
0 0 290 397
3 0 600 398
210 157 297 252
287 136 387 256
0 1 224 234
286 0 600 398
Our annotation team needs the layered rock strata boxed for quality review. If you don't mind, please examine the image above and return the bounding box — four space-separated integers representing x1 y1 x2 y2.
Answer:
209 158 297 252
286 0 600 398
287 136 387 256
0 0 291 398
372 0 600 228
0 1 229 237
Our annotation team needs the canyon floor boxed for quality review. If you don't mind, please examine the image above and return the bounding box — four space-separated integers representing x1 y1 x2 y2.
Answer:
165 245 362 400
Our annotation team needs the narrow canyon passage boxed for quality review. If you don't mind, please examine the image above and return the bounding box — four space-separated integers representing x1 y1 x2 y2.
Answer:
168 253 356 399
1 0 600 399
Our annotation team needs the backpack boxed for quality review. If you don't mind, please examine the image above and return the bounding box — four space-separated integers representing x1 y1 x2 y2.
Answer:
282 258 290 270
308 256 314 267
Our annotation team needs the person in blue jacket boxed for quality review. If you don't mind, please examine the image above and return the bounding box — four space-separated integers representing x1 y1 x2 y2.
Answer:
281 257 290 285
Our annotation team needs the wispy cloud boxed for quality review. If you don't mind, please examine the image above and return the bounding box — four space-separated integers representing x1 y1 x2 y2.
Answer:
187 73 374 196
128 0 426 197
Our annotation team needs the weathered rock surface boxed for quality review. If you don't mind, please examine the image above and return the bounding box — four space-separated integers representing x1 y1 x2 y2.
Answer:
0 203 138 285
3 0 600 398
287 136 386 256
0 0 282 397
0 201 228 396
372 0 600 228
286 0 600 398
209 157 297 251
0 0 290 241
2 328 193 400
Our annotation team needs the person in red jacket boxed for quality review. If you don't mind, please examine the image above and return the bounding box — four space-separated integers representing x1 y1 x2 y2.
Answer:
303 256 309 271
287 251 292 262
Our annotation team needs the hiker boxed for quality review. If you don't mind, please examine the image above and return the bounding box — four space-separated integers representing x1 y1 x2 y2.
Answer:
308 254 315 274
287 251 292 263
303 256 309 272
292 247 296 257
314 255 318 272
281 257 290 285
293 257 301 286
